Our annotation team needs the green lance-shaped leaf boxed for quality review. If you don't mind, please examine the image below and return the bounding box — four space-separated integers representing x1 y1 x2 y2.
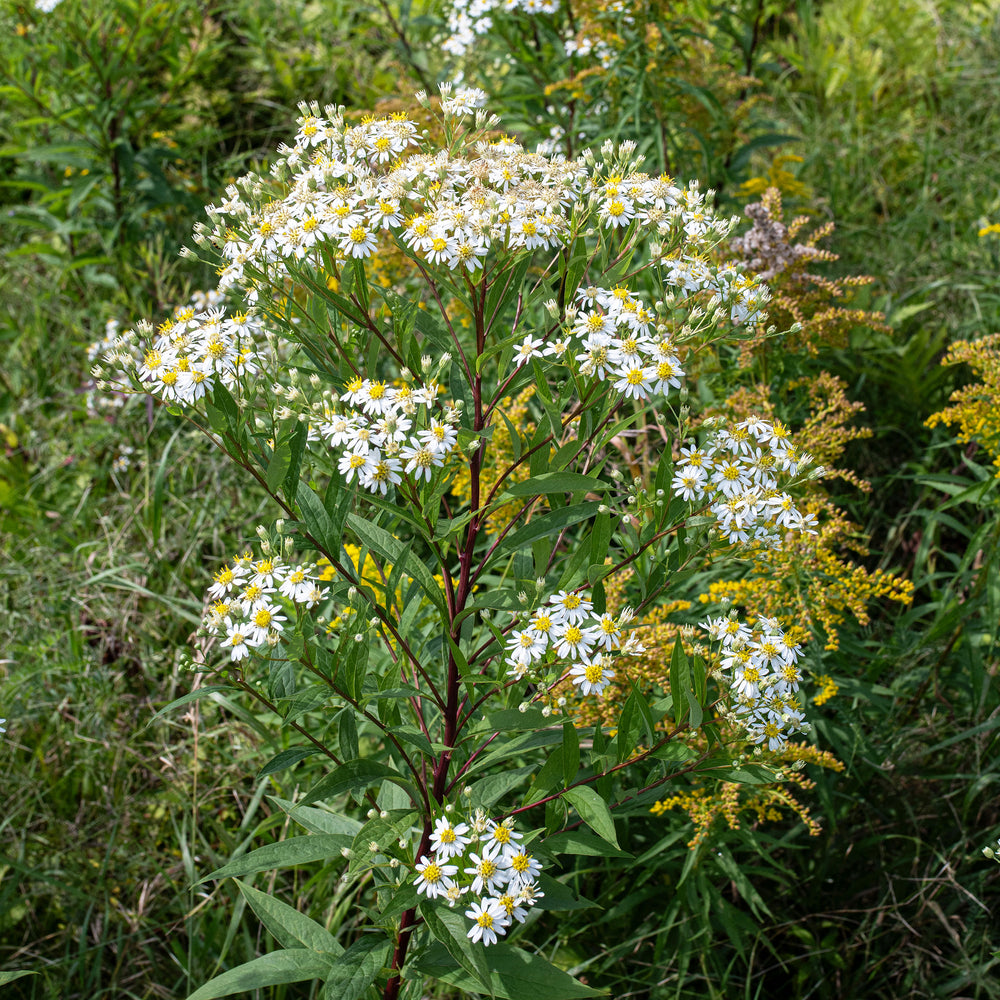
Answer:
522 747 565 807
469 766 536 812
542 831 633 859
264 436 291 493
346 512 447 615
297 480 343 556
670 637 705 729
413 942 606 999
301 758 419 807
0 972 38 986
563 785 620 849
142 686 240 730
185 950 334 1000
283 419 309 500
420 900 495 997
235 880 343 955
257 746 324 777
321 934 390 1000
268 796 363 837
199 835 353 884
669 637 692 728
493 501 603 558
498 471 611 502
613 690 644 764
562 719 580 788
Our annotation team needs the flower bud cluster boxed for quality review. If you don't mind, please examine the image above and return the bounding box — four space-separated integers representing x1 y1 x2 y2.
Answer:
672 416 819 547
202 545 329 661
664 255 770 327
504 589 641 697
701 613 809 751
413 811 543 947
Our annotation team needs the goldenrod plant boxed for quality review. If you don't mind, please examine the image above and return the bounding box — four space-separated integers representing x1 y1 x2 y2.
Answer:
927 334 1000 477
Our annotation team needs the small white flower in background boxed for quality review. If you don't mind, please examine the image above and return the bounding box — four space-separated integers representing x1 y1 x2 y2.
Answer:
112 446 135 474
0 718 6 735
983 838 1000 861
441 87 488 117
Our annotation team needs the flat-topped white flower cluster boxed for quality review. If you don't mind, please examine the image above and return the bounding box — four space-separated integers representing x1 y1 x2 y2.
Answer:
191 92 747 305
513 283 687 404
673 416 820 547
439 0 615 68
316 375 461 497
202 548 329 662
504 588 642 697
100 297 269 406
441 0 560 58
701 613 809 751
414 811 543 946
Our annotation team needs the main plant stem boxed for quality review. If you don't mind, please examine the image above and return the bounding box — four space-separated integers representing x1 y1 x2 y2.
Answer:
383 306 487 1000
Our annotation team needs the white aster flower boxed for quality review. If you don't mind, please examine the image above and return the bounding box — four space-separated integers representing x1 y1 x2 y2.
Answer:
414 855 459 898
430 817 472 860
465 898 507 946
569 656 615 695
